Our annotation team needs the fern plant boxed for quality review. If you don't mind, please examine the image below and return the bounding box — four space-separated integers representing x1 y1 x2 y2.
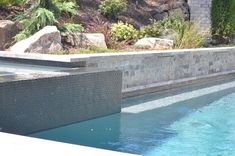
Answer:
30 8 56 32
0 0 24 6
14 0 81 41
55 1 77 16
59 23 84 36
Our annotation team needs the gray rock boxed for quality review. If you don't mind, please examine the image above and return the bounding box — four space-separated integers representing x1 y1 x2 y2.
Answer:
150 8 163 16
10 26 62 53
159 4 170 11
0 20 20 50
135 38 174 50
64 32 107 48
153 12 168 21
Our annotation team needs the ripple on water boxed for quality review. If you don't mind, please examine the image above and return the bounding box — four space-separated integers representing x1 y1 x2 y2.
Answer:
145 92 235 156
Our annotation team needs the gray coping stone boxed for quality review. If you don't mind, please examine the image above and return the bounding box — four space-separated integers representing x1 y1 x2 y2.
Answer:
1 47 235 62
0 65 122 134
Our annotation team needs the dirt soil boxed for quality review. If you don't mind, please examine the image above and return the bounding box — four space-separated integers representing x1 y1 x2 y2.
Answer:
74 0 168 32
1 0 186 31
0 6 23 20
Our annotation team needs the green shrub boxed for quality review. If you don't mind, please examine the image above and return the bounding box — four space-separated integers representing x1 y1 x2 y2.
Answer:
14 31 31 42
99 0 127 18
232 0 235 32
15 8 56 41
211 0 233 41
176 22 204 49
30 8 56 32
14 0 79 41
0 0 23 6
139 14 204 49
59 23 84 36
55 1 77 16
139 14 184 39
0 0 9 6
139 22 161 38
111 21 138 42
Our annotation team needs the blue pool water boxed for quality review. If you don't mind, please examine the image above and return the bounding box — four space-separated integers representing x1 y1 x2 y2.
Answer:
31 79 235 156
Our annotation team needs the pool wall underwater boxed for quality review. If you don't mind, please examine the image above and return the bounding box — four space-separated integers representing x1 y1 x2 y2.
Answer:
0 69 122 134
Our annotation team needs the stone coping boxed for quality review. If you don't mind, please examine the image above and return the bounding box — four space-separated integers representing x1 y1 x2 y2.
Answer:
0 59 119 83
0 132 137 156
1 47 235 63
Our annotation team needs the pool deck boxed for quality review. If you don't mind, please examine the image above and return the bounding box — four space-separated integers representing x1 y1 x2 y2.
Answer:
0 132 137 156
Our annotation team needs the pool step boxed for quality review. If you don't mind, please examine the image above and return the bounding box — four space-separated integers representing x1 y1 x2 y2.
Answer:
122 80 235 113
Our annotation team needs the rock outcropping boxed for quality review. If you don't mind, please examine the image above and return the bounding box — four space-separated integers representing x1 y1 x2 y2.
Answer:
10 26 62 53
150 0 190 21
0 20 19 50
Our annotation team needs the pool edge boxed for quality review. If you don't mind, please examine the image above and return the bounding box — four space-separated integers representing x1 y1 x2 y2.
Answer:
123 70 235 98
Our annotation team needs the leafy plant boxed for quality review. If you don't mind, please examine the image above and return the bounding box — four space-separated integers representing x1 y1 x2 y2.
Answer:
14 0 79 41
99 0 127 18
59 23 84 36
139 14 184 39
139 13 204 49
139 22 162 38
30 8 56 32
232 0 235 32
111 21 138 42
14 31 31 42
211 0 234 42
0 0 23 6
55 1 77 16
176 23 204 49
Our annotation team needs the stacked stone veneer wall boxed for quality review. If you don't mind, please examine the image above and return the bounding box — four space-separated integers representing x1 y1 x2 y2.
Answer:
188 0 212 33
77 47 235 92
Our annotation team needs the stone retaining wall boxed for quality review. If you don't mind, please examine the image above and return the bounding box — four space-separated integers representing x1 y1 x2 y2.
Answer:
77 47 235 93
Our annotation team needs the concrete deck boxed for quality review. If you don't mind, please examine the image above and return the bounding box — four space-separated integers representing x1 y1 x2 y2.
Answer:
0 132 137 156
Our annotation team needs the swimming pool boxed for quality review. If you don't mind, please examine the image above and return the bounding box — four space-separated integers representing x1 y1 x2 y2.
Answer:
31 77 235 156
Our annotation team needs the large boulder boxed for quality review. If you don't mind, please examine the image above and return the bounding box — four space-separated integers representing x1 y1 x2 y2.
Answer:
63 32 107 48
135 38 174 50
10 26 62 53
0 20 20 50
151 0 190 21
